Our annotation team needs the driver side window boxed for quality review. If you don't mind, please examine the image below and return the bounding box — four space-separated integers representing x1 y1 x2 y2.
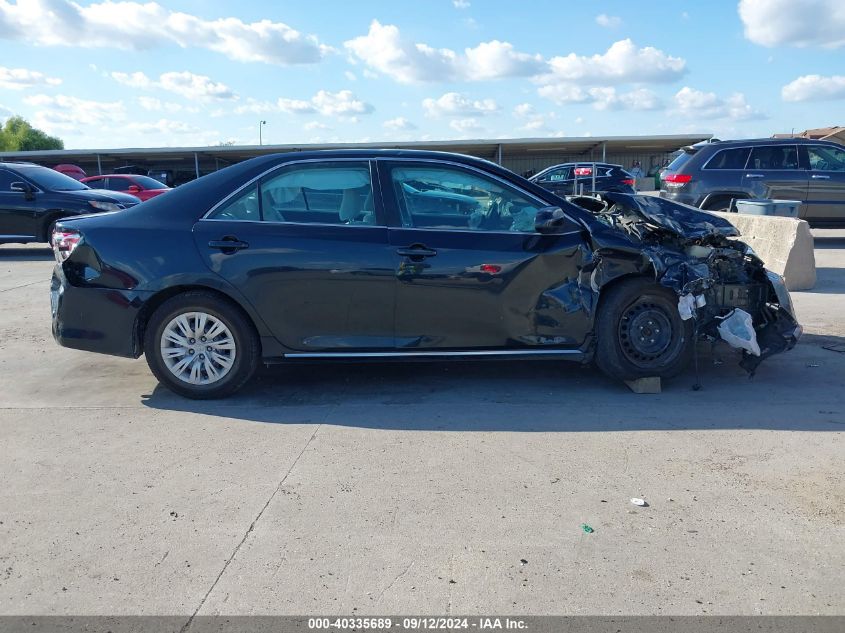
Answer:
389 165 542 233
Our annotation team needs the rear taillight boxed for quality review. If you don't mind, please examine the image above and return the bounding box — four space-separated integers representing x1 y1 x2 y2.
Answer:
663 173 692 185
621 178 635 186
52 228 81 263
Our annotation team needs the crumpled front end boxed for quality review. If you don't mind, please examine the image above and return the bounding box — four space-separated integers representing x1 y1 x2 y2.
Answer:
570 193 802 375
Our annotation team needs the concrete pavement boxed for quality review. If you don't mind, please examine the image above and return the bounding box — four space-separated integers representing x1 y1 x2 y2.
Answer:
0 235 843 616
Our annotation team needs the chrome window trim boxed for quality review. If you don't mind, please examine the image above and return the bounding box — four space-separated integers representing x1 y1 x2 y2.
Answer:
202 158 378 223
201 156 561 229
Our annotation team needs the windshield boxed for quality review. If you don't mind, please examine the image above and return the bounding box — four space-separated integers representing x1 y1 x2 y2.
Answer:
19 166 90 191
132 175 168 189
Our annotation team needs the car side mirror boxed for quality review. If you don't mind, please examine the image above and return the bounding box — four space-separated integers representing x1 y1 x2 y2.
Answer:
534 206 567 234
10 181 34 200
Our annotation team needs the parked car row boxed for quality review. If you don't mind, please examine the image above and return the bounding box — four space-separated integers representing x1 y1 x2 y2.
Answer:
0 163 143 244
49 149 801 398
659 137 845 226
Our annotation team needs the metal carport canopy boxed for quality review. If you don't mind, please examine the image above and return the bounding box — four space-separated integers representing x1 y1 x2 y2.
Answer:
0 133 711 166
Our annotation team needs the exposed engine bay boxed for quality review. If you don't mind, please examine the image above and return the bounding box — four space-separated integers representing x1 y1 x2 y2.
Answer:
568 192 802 375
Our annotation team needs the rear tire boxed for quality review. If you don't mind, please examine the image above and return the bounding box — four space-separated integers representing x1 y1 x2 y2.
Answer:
144 291 260 399
702 195 737 213
595 278 693 382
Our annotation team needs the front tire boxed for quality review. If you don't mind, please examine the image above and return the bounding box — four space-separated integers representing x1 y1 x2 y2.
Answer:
595 278 693 382
144 291 260 399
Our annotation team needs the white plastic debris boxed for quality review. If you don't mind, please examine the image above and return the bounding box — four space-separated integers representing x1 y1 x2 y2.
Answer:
678 294 696 320
630 498 648 507
717 309 761 356
695 294 707 308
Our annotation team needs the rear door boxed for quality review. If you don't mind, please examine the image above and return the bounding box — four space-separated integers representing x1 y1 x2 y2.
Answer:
192 160 396 353
378 159 591 351
803 144 845 224
743 144 809 215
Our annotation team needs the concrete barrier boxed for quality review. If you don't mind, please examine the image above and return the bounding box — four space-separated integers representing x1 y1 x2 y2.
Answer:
711 211 816 291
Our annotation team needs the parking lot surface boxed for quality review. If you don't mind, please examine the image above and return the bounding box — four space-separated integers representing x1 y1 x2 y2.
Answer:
0 233 843 616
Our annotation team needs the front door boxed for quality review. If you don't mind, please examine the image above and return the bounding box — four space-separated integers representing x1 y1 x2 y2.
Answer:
193 160 396 352
803 144 845 224
378 160 590 350
0 169 38 239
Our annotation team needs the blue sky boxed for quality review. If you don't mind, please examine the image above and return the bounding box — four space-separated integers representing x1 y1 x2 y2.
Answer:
0 0 843 149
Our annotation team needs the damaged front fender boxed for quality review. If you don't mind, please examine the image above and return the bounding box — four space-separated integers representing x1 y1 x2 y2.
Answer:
568 192 802 375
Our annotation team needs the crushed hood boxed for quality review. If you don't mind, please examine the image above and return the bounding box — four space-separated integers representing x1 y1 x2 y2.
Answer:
600 192 740 240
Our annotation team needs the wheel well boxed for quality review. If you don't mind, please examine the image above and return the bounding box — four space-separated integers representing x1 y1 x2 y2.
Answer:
133 285 261 357
39 211 67 242
595 272 658 317
702 193 748 211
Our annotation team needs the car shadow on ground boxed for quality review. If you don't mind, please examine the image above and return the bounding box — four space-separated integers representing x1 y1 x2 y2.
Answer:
813 235 845 249
0 246 53 261
140 334 845 432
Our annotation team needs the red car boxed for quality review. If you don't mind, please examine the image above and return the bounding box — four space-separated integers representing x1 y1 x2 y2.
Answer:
81 174 170 201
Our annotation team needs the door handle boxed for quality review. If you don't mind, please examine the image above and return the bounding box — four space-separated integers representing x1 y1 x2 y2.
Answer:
208 236 249 253
396 245 437 259
811 174 831 180
745 173 765 179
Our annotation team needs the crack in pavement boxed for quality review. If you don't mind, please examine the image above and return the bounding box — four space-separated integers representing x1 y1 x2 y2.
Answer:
179 422 323 632
0 280 46 293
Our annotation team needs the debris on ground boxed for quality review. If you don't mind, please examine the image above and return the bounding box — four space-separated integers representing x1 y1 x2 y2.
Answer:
581 524 594 534
630 498 648 507
823 343 845 353
520 559 528 566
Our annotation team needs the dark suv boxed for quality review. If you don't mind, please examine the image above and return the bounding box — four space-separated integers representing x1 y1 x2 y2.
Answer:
530 162 636 196
660 138 845 226
0 162 140 244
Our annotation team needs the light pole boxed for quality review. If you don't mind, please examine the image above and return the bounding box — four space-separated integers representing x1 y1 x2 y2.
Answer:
259 120 267 146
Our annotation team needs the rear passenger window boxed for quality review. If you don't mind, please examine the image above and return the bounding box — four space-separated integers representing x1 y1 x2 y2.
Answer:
704 148 750 170
748 145 799 170
260 162 375 225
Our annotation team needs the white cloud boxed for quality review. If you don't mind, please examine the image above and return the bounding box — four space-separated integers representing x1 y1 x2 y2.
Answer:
542 39 686 84
739 0 845 48
537 85 661 111
595 14 622 28
159 71 236 100
782 74 845 101
0 0 329 64
344 20 544 83
590 87 662 111
111 71 235 100
453 0 470 8
311 90 374 117
383 116 417 131
137 96 198 113
22 93 126 132
304 121 330 131
0 66 61 90
672 87 766 120
127 118 200 135
449 117 483 134
234 90 374 118
344 71 357 81
513 103 535 117
423 92 499 117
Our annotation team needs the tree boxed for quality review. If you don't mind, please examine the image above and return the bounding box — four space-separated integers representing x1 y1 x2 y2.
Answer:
0 116 64 151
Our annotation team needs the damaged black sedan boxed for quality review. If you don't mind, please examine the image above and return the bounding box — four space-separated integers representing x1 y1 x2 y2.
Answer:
50 150 801 398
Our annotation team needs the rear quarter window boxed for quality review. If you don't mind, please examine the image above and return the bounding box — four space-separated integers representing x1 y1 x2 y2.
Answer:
666 151 695 172
703 147 750 170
